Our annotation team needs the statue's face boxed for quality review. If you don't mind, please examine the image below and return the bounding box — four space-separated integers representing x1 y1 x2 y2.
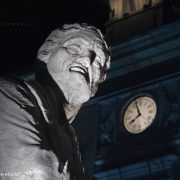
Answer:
46 35 107 105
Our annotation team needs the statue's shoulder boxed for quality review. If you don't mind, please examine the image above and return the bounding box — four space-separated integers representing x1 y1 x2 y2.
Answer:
0 75 26 90
0 75 36 107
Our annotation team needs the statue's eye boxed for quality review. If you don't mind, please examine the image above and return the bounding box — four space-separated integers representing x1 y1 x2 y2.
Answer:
93 56 102 69
66 44 80 55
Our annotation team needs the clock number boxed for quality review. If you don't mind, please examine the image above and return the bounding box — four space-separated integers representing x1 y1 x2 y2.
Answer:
139 101 142 106
149 109 154 114
137 124 141 130
126 116 131 121
132 124 136 129
147 104 152 109
144 121 147 125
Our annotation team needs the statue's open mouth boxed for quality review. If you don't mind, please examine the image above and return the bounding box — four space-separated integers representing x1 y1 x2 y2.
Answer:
69 65 90 83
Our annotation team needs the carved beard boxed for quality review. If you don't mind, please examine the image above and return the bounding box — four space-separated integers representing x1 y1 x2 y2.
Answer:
57 73 92 106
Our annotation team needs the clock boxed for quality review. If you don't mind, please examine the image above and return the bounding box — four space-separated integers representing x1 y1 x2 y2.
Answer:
122 95 157 134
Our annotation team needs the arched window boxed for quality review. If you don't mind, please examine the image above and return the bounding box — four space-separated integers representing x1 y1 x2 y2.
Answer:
109 0 162 20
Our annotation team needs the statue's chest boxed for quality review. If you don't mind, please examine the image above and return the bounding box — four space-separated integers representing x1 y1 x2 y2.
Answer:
19 147 69 180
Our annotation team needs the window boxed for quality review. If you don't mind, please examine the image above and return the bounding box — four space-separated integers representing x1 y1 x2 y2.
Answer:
109 0 162 20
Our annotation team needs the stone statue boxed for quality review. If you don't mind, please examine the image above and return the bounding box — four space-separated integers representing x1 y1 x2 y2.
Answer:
0 23 110 180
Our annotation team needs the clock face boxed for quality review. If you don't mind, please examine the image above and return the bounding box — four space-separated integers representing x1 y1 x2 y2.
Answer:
123 96 157 134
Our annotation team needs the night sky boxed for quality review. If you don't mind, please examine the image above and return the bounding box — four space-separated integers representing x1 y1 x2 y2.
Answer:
0 0 110 75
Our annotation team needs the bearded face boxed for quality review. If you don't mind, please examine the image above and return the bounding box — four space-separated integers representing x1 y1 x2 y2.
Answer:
46 35 108 106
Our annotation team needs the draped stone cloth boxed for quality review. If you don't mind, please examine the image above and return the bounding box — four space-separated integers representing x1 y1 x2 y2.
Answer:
0 75 86 180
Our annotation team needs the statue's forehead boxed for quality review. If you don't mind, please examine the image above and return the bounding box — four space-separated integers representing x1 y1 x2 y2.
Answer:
63 36 90 46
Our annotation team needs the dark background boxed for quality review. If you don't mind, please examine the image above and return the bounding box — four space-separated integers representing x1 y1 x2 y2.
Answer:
0 0 110 75
0 0 179 75
1 1 180 180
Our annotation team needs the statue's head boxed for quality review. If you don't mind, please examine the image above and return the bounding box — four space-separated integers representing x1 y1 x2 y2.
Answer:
37 23 110 106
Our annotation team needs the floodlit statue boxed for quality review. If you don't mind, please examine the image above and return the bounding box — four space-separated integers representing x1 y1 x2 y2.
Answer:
0 23 110 179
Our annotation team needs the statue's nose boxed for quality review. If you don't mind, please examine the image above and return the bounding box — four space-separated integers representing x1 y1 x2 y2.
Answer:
76 50 96 68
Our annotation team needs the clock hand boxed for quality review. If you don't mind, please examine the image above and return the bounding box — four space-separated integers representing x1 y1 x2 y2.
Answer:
128 101 142 125
135 101 141 116
135 102 148 120
129 114 140 124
